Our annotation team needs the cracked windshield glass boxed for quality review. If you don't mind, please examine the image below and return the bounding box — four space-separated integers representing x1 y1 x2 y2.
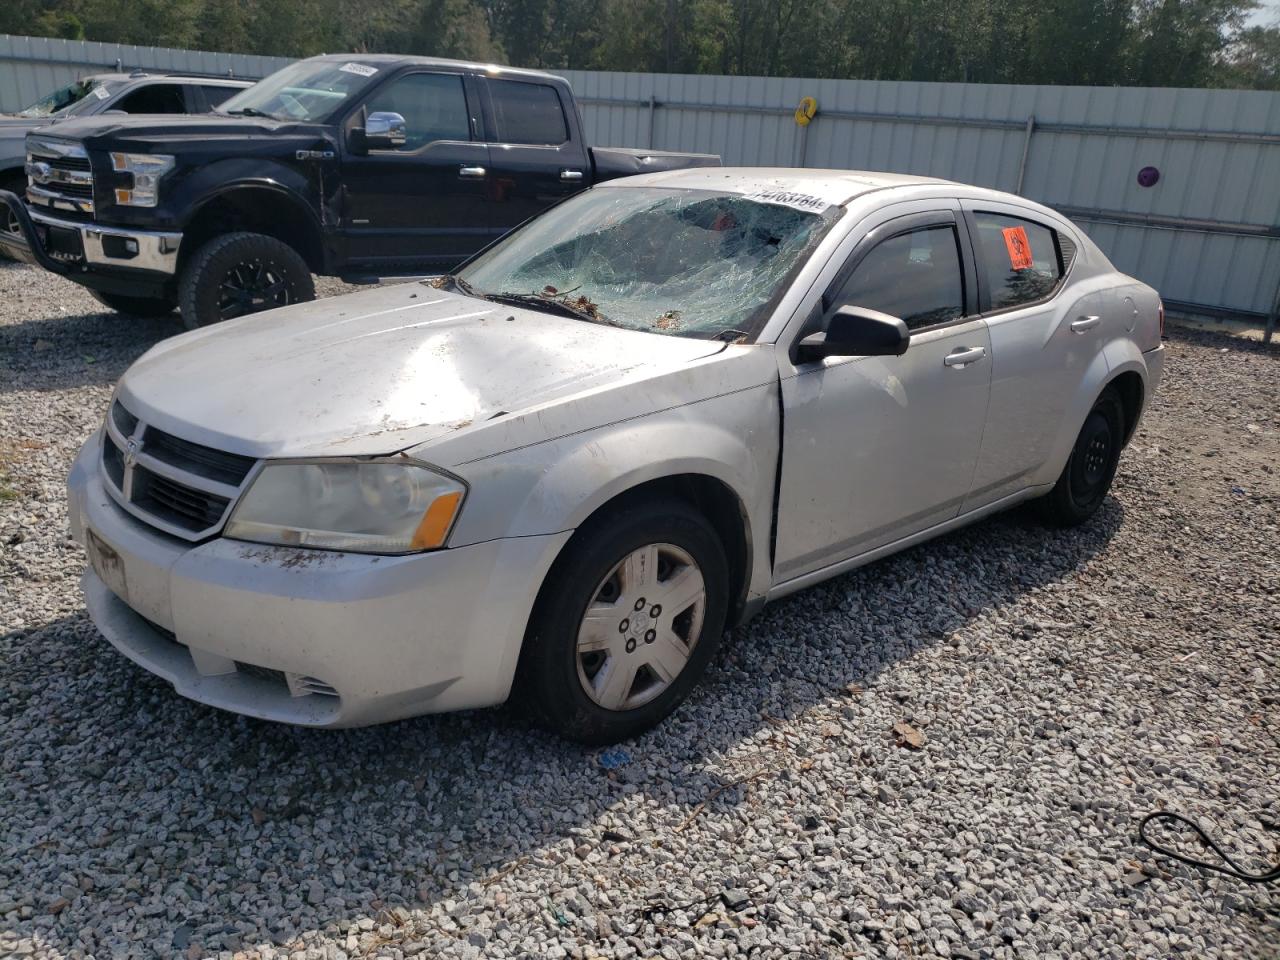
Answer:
456 186 841 340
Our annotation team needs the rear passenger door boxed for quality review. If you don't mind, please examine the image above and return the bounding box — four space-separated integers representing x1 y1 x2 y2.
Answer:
960 202 1098 509
478 78 590 240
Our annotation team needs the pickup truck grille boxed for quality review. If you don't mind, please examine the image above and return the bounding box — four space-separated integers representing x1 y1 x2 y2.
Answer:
26 138 95 219
100 400 259 541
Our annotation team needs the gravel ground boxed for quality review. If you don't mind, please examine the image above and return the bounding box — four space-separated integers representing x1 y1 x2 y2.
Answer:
1 260 1277 960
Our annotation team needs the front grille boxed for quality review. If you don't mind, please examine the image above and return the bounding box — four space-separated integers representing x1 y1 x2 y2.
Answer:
144 426 256 486
100 399 258 540
26 137 95 219
133 467 231 532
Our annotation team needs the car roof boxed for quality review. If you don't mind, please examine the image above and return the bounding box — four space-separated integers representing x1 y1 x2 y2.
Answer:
308 53 564 85
81 72 251 86
601 167 962 208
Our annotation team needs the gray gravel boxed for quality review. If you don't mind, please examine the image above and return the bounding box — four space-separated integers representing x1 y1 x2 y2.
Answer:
1 260 1278 959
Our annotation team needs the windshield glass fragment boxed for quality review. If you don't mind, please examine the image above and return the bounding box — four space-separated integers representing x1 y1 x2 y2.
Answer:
457 187 841 340
19 78 118 118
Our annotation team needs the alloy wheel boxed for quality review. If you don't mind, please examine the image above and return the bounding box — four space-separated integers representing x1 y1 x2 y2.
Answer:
217 258 294 320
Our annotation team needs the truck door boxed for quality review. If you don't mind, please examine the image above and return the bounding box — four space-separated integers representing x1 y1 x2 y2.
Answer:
340 70 491 272
479 77 591 241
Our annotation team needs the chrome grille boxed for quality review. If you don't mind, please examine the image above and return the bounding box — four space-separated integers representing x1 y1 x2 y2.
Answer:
100 399 258 541
26 137 95 219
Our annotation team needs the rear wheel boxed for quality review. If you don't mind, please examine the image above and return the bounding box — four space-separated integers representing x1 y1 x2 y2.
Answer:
178 231 314 329
1036 387 1125 527
517 499 729 744
89 290 177 317
0 174 25 260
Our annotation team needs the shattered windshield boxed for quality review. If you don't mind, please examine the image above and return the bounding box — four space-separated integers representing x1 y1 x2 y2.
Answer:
456 186 842 340
18 78 119 118
218 59 381 123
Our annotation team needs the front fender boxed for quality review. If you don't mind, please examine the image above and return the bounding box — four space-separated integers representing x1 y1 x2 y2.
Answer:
172 157 326 231
448 383 781 605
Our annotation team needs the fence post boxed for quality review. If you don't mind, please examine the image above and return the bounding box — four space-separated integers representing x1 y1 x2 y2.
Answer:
1266 269 1279 344
647 94 656 149
1015 115 1036 195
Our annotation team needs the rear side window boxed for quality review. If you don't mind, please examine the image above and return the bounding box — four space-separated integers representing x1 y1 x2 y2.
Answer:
114 83 187 114
833 224 965 331
364 73 471 150
971 212 1064 310
489 80 568 145
199 85 241 109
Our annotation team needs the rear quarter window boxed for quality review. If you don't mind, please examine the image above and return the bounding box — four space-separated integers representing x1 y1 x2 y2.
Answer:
489 80 568 145
972 212 1064 311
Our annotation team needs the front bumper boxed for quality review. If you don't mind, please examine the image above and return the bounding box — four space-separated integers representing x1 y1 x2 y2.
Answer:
68 431 572 727
0 190 181 277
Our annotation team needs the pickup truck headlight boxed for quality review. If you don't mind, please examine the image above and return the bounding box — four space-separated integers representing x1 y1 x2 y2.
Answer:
110 153 175 207
224 461 466 554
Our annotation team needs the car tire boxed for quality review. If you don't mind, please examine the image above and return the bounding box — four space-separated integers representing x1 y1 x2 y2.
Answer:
178 231 314 330
0 173 25 261
1036 386 1125 527
89 290 178 317
517 498 730 744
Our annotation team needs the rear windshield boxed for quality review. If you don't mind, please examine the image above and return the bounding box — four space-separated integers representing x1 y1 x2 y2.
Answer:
458 186 842 340
217 59 381 123
18 78 122 118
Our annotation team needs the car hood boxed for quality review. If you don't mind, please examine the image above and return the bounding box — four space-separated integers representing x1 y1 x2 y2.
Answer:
31 113 329 151
117 282 742 460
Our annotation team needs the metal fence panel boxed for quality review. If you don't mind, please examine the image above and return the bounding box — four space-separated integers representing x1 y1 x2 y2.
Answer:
2 35 1276 330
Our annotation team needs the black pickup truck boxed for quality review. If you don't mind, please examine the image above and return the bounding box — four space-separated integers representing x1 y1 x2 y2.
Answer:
0 54 718 328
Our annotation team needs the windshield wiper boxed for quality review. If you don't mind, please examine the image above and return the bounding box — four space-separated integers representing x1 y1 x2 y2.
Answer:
223 107 278 120
486 291 619 326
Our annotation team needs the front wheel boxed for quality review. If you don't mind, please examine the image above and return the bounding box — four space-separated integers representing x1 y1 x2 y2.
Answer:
178 231 314 329
517 499 729 744
89 290 177 317
1036 387 1125 527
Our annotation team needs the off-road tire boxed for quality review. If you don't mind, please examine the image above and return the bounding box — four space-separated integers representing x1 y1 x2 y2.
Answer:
178 231 314 330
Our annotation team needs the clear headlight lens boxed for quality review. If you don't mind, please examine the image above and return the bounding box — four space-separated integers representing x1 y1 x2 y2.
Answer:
110 152 174 207
224 461 466 554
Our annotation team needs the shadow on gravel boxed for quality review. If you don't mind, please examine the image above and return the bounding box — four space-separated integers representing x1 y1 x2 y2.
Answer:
0 496 1124 955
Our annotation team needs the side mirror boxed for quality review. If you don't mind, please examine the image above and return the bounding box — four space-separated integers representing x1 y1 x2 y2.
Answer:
362 111 406 151
794 306 909 363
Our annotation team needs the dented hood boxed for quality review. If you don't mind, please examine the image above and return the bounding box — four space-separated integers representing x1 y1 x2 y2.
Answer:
117 282 729 458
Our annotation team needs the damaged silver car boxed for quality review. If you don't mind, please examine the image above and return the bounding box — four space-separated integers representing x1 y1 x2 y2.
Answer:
68 168 1165 743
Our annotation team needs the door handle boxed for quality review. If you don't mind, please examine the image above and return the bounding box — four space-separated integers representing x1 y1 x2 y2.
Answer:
1070 315 1101 333
560 169 584 182
458 165 487 179
943 346 986 368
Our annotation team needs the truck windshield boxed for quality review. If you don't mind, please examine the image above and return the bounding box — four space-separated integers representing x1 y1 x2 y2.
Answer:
18 78 120 118
456 186 842 341
217 60 380 123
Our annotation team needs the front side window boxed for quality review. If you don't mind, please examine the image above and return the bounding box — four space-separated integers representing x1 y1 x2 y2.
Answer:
489 80 568 145
218 60 382 123
833 224 965 330
114 83 187 114
972 212 1063 310
458 186 842 339
364 73 471 150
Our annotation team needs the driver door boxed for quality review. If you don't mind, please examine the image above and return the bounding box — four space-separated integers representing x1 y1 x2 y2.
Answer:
340 70 491 271
773 207 993 583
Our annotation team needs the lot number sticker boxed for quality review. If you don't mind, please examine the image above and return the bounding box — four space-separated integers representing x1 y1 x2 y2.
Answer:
1002 225 1033 270
93 85 111 100
340 62 379 77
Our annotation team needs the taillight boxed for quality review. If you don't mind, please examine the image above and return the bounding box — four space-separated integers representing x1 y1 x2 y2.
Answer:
1158 300 1165 338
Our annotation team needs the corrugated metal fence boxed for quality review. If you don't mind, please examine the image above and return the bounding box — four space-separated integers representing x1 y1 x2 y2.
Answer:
3 34 1278 336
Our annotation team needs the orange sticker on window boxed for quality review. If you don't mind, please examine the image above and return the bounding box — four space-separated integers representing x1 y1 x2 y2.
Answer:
1002 226 1033 270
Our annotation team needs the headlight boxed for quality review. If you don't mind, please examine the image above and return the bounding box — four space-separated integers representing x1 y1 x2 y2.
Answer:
224 460 466 554
110 152 174 207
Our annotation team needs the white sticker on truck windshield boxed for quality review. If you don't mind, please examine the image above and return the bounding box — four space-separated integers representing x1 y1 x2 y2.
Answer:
742 189 830 212
339 62 379 77
92 85 111 100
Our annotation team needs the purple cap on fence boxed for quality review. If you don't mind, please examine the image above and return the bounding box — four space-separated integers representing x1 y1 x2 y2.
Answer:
1137 166 1160 188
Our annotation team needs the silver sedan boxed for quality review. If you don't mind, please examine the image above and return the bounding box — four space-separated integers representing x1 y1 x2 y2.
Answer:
67 168 1164 743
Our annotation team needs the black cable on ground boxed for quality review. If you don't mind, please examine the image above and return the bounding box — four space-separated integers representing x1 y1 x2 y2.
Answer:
1138 811 1280 885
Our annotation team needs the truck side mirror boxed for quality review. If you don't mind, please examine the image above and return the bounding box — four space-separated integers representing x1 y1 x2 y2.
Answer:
362 111 406 151
793 306 909 364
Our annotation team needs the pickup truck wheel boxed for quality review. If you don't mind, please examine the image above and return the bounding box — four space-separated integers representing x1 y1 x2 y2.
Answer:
1035 387 1124 527
179 232 314 329
517 499 729 744
89 290 177 317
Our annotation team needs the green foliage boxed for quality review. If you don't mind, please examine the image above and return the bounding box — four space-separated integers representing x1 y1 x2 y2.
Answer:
2 0 1275 88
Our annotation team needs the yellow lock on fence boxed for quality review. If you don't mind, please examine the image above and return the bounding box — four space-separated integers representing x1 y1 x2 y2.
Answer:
794 96 818 127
